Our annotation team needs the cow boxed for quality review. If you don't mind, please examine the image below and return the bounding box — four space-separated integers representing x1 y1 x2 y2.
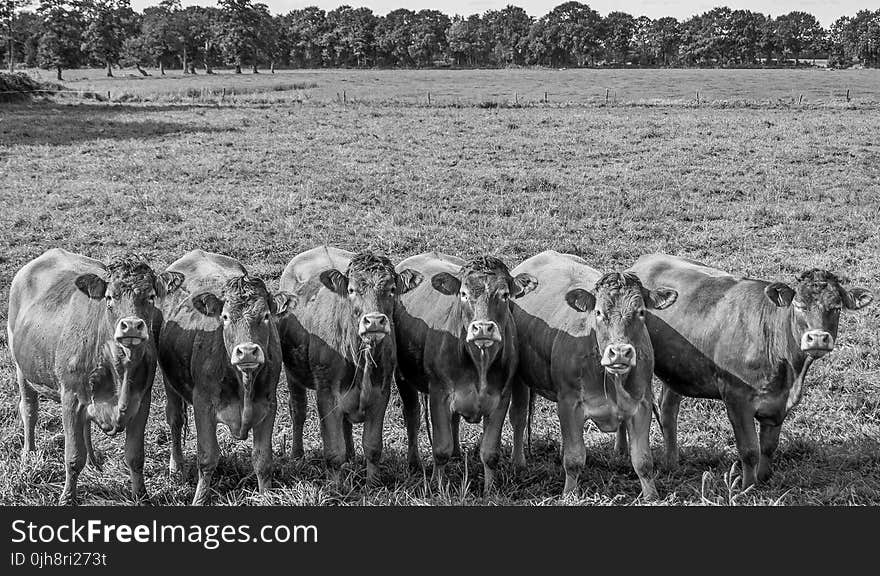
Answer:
7 248 184 505
277 246 423 486
628 253 874 488
157 250 292 505
394 252 538 492
509 250 678 499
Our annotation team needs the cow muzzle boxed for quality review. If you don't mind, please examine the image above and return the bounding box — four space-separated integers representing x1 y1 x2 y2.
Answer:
801 330 834 358
601 343 636 375
231 342 265 372
467 320 501 349
359 313 390 343
115 317 149 348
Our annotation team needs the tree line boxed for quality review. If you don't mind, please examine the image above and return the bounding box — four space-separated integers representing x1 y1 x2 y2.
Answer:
3 1 880 80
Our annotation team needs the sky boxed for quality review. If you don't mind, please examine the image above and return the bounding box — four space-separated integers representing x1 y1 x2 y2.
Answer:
127 1 874 27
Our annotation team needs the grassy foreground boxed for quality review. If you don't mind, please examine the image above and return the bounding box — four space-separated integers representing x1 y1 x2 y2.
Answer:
1 73 879 505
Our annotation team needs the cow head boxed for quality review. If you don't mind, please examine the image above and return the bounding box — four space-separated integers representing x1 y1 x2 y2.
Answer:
320 251 423 346
765 269 873 359
191 276 294 438
75 254 184 433
566 272 677 376
432 256 537 352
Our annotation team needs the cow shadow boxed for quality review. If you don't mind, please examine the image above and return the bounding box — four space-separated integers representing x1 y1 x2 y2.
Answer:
0 103 237 147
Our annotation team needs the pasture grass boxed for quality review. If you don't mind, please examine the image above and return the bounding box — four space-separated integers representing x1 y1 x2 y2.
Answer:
1 70 879 505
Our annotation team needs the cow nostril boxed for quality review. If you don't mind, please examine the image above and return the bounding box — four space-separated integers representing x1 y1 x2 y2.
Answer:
485 324 494 333
377 316 387 326
135 320 145 331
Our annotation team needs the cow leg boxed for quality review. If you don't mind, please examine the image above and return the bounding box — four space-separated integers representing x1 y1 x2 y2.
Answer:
509 379 528 471
429 390 454 489
626 401 658 501
59 390 86 506
124 386 152 504
757 420 782 483
315 385 346 470
362 385 391 488
17 367 38 457
192 401 219 506
252 404 275 495
287 373 307 459
343 418 355 462
480 391 510 494
397 380 422 472
614 424 628 457
451 413 462 458
164 381 186 477
724 402 759 489
84 420 102 471
557 396 586 495
660 385 683 469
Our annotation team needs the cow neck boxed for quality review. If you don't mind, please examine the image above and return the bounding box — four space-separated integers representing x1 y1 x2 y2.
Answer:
767 303 815 411
602 371 642 417
88 320 148 408
454 308 503 390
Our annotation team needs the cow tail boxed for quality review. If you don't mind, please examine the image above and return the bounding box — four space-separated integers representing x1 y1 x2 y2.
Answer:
651 400 664 436
422 392 432 448
527 387 535 459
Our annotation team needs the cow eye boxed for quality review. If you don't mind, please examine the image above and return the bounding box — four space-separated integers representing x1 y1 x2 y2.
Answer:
389 286 396 296
595 310 602 318
638 309 646 318
263 312 270 323
348 287 356 296
460 291 468 301
221 313 230 323
500 292 509 301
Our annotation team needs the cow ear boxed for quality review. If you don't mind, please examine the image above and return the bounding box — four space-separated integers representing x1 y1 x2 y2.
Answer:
319 269 349 296
75 274 108 299
191 292 224 317
842 287 873 311
764 282 795 307
645 287 678 310
397 269 423 295
156 271 185 298
511 273 538 299
431 272 461 296
565 288 596 313
270 292 297 316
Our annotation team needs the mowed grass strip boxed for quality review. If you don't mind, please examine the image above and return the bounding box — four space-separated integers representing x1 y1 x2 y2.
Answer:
0 90 879 505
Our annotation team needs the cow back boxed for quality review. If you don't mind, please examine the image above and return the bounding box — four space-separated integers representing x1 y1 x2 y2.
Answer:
8 248 113 392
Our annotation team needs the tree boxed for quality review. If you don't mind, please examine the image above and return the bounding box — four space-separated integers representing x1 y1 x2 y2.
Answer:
81 0 136 76
481 5 532 66
540 2 604 67
36 0 82 79
603 11 636 64
281 7 326 68
2 0 32 72
775 11 825 64
407 9 449 67
374 8 415 66
216 0 263 73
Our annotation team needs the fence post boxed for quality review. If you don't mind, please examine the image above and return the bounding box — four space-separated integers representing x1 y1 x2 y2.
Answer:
343 90 347 104
514 92 518 105
696 91 700 105
107 90 111 102
427 91 431 105
544 91 548 103
605 88 609 106
846 88 851 102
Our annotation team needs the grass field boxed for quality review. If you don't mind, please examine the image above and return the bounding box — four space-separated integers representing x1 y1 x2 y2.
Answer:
20 66 880 106
1 68 879 505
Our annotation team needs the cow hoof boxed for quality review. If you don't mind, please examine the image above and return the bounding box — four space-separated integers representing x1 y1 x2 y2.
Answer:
290 448 305 460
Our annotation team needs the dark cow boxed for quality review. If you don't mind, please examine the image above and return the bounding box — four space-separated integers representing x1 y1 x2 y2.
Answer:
394 252 538 492
7 249 184 505
278 246 422 485
158 250 291 505
509 250 677 498
628 253 873 488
